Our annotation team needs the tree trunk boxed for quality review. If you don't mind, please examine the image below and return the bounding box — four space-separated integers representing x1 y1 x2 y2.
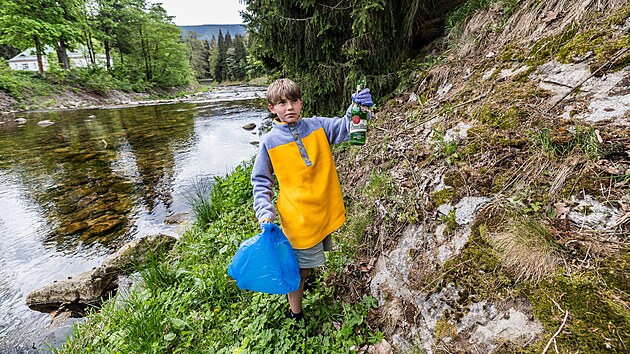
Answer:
86 31 96 65
139 27 151 81
34 36 45 77
104 40 111 69
56 37 70 69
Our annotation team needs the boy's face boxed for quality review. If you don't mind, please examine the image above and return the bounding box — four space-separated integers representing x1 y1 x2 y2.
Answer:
268 96 302 124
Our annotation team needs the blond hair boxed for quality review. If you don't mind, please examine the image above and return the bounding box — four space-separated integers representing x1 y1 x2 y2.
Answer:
266 78 302 104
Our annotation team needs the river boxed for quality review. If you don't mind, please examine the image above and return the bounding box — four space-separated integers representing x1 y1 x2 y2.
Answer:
0 85 268 353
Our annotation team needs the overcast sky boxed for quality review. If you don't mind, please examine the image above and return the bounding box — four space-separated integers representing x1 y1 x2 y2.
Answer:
147 0 246 25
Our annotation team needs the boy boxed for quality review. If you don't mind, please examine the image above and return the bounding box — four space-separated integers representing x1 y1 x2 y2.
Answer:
251 78 372 320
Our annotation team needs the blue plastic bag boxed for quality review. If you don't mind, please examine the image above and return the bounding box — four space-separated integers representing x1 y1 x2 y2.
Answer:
227 223 300 294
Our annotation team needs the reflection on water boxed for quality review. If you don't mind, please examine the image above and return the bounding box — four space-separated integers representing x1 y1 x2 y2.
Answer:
0 87 266 352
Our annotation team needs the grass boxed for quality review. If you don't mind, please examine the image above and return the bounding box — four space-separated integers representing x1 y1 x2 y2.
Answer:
491 217 561 283
527 124 602 159
56 161 381 353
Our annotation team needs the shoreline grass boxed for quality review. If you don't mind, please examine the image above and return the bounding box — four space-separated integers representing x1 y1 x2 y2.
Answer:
55 161 381 353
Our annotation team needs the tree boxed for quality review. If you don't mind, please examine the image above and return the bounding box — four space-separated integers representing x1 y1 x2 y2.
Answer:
213 30 226 82
0 44 20 60
232 34 247 80
241 0 461 115
183 31 210 79
0 0 81 76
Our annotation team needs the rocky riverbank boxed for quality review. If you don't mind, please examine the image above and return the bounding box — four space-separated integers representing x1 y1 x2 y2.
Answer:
0 83 221 115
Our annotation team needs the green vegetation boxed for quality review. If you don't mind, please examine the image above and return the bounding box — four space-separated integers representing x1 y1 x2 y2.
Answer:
431 129 460 165
57 161 381 353
0 0 263 108
240 0 471 116
527 124 602 159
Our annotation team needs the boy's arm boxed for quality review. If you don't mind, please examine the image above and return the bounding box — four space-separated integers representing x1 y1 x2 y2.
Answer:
251 143 276 224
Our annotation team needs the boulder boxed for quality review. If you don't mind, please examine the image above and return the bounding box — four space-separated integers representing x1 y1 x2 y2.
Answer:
37 120 55 127
26 266 117 314
26 234 177 315
101 234 177 274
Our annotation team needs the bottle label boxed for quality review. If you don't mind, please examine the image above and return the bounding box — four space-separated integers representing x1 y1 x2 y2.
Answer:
349 118 367 145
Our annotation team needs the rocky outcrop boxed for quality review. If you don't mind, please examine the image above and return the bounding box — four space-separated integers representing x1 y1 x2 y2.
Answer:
26 234 177 315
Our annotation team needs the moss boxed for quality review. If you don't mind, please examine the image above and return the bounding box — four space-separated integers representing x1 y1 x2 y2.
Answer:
500 43 527 62
528 3 630 74
529 24 580 63
523 272 630 352
475 105 522 129
491 171 512 193
608 2 630 26
511 65 536 82
440 223 513 303
432 187 454 206
599 250 630 294
434 318 457 341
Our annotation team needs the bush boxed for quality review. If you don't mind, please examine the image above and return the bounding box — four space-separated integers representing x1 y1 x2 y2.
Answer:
0 60 23 99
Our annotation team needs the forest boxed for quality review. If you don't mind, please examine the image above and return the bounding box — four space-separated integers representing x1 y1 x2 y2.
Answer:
1 0 475 114
0 0 256 99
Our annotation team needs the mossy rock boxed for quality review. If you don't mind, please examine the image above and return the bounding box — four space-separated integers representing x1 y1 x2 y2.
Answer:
524 272 630 352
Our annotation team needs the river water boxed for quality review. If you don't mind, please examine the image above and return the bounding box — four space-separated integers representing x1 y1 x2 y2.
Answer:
0 85 267 352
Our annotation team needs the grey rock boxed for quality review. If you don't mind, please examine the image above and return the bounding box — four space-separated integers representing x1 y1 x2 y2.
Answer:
26 266 117 314
26 234 177 315
101 234 177 273
242 123 257 130
37 120 55 127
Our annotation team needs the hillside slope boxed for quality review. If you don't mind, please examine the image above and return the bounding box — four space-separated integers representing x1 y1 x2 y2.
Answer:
335 0 630 352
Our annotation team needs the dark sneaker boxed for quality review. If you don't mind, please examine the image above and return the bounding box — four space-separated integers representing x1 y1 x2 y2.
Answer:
286 308 304 321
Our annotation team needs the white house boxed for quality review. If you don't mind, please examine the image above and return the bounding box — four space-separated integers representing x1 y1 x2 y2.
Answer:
8 47 110 71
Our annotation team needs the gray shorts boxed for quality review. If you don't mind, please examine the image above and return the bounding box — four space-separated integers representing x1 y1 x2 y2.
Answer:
294 235 332 269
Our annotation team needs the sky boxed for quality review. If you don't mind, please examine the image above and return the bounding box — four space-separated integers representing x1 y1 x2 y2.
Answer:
147 0 246 25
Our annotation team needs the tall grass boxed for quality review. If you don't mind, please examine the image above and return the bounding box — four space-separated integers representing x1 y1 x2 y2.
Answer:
56 160 381 353
491 217 561 283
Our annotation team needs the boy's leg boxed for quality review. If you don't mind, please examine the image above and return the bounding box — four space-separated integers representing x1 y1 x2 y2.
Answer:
288 268 311 315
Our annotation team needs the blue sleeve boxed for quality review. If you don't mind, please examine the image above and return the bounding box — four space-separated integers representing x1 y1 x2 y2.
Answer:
314 105 353 145
251 141 276 222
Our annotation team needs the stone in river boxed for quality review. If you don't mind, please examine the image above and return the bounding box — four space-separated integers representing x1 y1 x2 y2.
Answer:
37 120 55 126
60 221 89 235
26 266 118 314
242 123 257 130
164 212 189 225
26 234 177 315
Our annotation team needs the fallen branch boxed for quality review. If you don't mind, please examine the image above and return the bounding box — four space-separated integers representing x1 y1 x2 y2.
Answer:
542 309 569 354
547 46 630 113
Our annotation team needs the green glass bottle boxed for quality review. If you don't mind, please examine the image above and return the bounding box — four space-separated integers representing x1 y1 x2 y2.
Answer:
349 79 370 145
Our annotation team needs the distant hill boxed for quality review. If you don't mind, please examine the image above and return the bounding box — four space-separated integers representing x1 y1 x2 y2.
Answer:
179 24 247 42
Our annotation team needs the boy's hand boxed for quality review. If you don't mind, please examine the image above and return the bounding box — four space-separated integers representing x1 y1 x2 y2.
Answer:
352 88 373 107
259 219 272 231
